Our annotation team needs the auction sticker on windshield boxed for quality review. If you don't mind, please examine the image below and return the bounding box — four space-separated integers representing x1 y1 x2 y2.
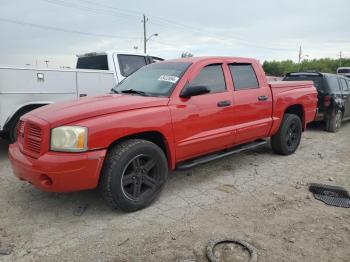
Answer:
158 75 179 83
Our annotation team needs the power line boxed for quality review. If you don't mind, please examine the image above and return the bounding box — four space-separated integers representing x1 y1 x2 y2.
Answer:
41 0 138 22
76 0 141 17
38 0 292 52
0 17 140 39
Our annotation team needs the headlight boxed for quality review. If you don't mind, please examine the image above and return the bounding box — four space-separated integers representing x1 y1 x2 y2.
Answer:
50 126 88 152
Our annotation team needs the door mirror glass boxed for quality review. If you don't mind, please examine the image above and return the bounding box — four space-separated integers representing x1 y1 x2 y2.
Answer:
180 83 210 98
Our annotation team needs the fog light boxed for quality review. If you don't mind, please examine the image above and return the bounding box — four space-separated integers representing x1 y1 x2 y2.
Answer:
39 174 53 186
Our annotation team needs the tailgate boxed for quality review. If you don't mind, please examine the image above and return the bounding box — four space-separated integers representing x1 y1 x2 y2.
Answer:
269 80 315 90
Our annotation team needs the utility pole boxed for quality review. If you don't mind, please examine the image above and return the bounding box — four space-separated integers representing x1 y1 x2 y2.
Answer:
298 46 302 71
297 46 309 71
298 46 302 64
142 14 148 54
339 51 342 67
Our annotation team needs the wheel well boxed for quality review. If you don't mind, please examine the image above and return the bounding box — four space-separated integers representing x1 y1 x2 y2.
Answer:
284 104 304 128
108 131 169 159
4 104 47 131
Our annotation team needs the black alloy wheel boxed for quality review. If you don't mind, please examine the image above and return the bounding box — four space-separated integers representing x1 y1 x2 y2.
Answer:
285 121 301 152
271 113 302 155
100 139 168 212
121 154 160 201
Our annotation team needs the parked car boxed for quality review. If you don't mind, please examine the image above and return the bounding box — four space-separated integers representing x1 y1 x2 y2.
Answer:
9 57 317 212
283 72 350 132
0 51 163 142
337 67 350 78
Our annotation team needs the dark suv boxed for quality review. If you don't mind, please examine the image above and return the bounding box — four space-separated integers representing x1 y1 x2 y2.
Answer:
283 72 350 132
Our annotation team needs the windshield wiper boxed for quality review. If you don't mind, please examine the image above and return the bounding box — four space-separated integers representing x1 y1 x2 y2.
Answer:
110 88 119 94
120 89 148 96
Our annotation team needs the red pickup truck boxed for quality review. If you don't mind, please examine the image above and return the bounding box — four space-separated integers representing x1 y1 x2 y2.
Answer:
9 57 317 212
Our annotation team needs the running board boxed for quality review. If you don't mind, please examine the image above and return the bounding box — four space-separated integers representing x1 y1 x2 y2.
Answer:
176 139 268 170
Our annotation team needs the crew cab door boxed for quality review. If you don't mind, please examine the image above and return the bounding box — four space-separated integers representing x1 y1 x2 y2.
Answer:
339 78 350 118
169 63 235 161
228 63 273 144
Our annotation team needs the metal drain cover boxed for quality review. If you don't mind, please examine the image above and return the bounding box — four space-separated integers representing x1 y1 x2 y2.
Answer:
309 183 350 208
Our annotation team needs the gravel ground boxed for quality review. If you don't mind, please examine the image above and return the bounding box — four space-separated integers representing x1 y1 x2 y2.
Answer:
0 122 349 262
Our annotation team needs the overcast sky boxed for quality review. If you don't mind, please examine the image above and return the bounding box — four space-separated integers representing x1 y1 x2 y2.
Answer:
0 0 349 68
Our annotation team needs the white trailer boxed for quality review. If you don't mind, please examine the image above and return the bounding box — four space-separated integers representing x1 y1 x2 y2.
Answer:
0 51 163 141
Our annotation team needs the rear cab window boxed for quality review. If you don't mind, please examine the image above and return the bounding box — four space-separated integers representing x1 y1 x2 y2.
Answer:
190 64 226 93
338 68 350 74
118 55 147 77
229 64 259 90
76 55 109 70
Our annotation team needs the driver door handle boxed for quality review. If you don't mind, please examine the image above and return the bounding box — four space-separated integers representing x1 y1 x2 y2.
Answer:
258 95 269 101
217 100 231 107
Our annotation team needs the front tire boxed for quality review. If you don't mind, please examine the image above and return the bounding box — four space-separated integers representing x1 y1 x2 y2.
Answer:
271 113 302 155
99 139 168 212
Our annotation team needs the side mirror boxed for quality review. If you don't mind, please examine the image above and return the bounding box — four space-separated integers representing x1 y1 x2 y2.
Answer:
180 84 210 98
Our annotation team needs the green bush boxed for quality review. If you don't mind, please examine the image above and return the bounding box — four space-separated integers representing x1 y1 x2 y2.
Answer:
263 58 350 77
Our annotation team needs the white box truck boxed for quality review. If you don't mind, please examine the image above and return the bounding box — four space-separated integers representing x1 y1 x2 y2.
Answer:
0 51 163 141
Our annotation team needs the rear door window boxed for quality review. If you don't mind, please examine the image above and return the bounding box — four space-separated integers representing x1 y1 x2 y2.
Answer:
190 64 226 93
229 64 259 90
118 55 147 77
327 76 341 92
340 78 349 91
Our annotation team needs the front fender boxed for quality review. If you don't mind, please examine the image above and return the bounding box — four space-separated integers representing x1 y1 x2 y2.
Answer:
73 106 176 169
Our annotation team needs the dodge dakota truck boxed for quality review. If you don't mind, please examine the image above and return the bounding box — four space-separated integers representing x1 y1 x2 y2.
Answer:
9 57 317 212
0 51 163 142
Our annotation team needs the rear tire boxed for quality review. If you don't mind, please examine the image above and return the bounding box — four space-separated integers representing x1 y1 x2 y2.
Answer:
271 113 302 155
325 110 342 133
99 139 168 212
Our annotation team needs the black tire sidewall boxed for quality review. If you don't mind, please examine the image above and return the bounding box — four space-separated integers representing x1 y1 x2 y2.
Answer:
326 110 342 132
272 114 302 155
8 116 20 143
107 141 168 211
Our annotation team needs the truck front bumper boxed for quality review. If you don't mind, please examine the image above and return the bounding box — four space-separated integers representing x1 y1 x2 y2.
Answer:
9 143 106 192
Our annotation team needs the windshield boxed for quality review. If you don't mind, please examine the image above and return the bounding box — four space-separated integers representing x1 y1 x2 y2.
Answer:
113 62 191 97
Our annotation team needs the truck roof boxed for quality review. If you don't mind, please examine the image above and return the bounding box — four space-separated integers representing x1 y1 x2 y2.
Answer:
77 51 149 58
286 71 347 79
164 56 259 64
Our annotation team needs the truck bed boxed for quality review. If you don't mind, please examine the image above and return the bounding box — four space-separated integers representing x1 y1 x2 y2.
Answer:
268 80 317 135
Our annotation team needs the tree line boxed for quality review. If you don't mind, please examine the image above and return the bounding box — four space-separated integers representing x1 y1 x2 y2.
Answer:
263 58 350 77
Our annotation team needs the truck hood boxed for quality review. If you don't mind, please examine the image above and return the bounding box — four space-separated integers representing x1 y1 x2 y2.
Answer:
27 94 170 126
